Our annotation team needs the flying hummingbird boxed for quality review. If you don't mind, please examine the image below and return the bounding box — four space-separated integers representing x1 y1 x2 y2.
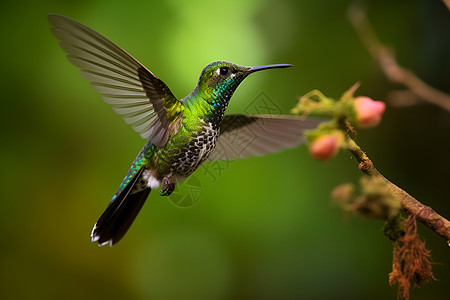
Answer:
48 14 319 246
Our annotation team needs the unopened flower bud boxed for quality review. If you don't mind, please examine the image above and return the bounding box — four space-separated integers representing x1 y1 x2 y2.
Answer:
309 132 343 161
354 96 386 128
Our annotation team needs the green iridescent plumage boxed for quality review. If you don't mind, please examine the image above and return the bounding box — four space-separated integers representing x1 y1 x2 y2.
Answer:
48 14 320 246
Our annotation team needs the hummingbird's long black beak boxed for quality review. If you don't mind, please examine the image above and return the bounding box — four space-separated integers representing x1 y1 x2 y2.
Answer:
247 64 294 73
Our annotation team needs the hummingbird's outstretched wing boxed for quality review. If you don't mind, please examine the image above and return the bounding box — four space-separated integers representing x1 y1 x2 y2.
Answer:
48 14 183 147
208 114 321 161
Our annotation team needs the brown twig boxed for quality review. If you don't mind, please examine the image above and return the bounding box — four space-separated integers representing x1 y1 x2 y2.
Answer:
343 123 450 242
348 4 450 112
443 0 450 11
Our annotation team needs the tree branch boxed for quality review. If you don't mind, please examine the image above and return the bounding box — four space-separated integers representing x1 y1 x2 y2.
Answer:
348 4 450 112
442 0 450 11
343 124 450 242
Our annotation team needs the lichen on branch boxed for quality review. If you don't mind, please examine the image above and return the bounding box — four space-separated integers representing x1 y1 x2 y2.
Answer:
292 84 449 299
389 215 434 300
292 84 450 242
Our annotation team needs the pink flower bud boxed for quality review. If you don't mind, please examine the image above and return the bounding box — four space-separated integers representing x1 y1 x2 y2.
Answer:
309 132 343 161
354 96 386 128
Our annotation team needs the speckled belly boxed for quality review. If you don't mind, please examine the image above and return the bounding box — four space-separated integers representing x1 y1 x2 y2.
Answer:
170 122 219 177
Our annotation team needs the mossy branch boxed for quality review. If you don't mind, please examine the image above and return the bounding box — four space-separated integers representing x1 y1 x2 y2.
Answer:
293 86 450 243
292 86 446 298
343 122 450 242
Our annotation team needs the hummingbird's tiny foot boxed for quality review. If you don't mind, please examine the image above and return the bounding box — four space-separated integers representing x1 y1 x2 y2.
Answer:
160 177 175 196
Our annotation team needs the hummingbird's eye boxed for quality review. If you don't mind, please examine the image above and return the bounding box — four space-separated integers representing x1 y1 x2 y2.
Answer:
219 67 229 76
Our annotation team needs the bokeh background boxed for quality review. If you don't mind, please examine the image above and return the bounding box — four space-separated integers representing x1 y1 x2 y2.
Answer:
1 0 449 299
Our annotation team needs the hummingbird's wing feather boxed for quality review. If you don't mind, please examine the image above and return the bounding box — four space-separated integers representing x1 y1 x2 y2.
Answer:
48 14 183 147
207 114 321 161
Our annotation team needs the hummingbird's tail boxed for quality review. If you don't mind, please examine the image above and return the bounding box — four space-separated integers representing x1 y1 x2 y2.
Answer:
91 167 151 246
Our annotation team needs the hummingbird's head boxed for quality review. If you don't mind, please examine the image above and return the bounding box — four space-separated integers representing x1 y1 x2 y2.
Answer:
195 61 293 103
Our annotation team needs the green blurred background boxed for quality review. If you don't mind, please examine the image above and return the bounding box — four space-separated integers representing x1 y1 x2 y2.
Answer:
1 0 449 299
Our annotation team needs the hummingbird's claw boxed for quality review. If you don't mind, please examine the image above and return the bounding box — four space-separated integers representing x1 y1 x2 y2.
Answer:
160 177 175 196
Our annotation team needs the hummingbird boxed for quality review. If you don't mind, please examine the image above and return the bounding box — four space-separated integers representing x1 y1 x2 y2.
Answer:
48 14 319 246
